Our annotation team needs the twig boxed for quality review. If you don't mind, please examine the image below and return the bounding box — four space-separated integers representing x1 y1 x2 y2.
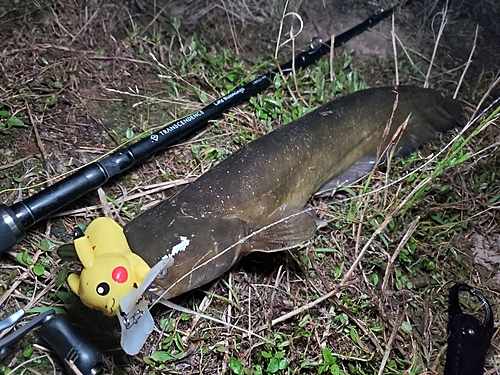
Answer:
105 87 200 109
274 6 304 104
431 343 448 373
227 274 233 324
148 292 272 343
248 284 252 337
393 33 425 79
221 0 239 55
0 157 32 171
471 73 500 119
290 23 305 104
9 354 55 375
454 24 479 99
139 1 170 38
344 176 431 284
269 265 284 312
23 278 57 312
69 5 100 45
25 101 50 183
48 5 75 39
274 0 289 60
185 280 218 342
0 273 30 317
377 306 407 375
97 187 113 218
332 296 384 355
49 178 193 218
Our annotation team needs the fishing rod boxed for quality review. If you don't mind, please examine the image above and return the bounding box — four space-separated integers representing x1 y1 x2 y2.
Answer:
0 5 398 253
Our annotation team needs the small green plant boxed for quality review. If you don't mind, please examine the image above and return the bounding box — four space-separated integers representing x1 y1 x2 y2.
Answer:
45 94 57 108
0 108 25 132
190 140 227 163
319 347 345 375
261 350 287 374
126 23 141 42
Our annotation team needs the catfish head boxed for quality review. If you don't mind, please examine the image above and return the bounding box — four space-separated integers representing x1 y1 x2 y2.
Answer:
67 217 151 316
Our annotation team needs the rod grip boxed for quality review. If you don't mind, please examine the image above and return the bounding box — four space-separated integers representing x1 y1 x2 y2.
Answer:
0 204 25 253
39 314 105 375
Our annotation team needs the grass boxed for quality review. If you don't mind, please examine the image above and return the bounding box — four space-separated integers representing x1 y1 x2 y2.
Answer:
0 0 499 374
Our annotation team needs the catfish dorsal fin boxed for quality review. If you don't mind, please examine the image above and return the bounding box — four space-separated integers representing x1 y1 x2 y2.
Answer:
249 204 316 252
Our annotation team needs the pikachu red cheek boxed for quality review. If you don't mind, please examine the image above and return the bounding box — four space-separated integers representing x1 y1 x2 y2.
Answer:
111 266 128 283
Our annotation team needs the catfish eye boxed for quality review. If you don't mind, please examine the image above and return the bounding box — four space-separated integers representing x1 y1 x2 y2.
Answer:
96 282 110 296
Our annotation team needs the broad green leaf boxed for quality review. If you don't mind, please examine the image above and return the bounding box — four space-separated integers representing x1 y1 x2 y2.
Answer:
33 265 45 276
26 306 65 314
148 350 177 363
401 321 413 333
322 347 335 364
8 118 24 127
267 357 280 374
229 357 243 374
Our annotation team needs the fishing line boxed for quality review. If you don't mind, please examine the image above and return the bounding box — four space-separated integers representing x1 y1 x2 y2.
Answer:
0 4 401 253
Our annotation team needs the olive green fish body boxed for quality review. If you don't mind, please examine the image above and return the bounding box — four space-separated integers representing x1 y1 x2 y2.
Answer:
124 86 463 299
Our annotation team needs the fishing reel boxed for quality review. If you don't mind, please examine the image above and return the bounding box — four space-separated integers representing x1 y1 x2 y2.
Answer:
0 309 104 375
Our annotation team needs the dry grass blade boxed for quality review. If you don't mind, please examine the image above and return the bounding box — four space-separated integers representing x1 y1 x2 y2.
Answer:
454 24 479 99
381 217 420 295
424 1 448 88
391 14 399 86
9 354 56 375
377 306 407 375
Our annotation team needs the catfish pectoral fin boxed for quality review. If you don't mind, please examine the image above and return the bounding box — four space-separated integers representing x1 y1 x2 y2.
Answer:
315 154 378 197
249 204 317 252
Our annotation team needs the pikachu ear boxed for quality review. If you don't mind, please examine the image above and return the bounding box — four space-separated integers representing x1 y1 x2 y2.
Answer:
67 273 81 296
74 234 95 269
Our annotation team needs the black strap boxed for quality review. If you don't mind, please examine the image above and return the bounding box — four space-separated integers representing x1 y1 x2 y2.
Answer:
444 283 494 375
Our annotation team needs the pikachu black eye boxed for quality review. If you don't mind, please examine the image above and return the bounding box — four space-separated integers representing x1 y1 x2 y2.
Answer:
96 282 110 296
73 227 85 239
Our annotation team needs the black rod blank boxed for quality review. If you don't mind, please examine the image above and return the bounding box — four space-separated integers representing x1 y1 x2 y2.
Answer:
0 5 396 253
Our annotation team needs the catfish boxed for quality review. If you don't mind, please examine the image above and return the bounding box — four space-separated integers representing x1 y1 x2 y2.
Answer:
124 86 464 299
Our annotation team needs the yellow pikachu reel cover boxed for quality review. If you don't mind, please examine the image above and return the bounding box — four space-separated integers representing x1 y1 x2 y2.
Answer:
67 217 151 316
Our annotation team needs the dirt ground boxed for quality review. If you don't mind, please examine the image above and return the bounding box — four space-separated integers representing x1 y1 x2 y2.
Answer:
0 0 499 374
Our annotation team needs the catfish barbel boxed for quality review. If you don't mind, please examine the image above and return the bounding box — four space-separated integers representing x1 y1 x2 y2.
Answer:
123 86 464 300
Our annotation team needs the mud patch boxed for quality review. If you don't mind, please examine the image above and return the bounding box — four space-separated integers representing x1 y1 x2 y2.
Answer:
471 233 500 280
